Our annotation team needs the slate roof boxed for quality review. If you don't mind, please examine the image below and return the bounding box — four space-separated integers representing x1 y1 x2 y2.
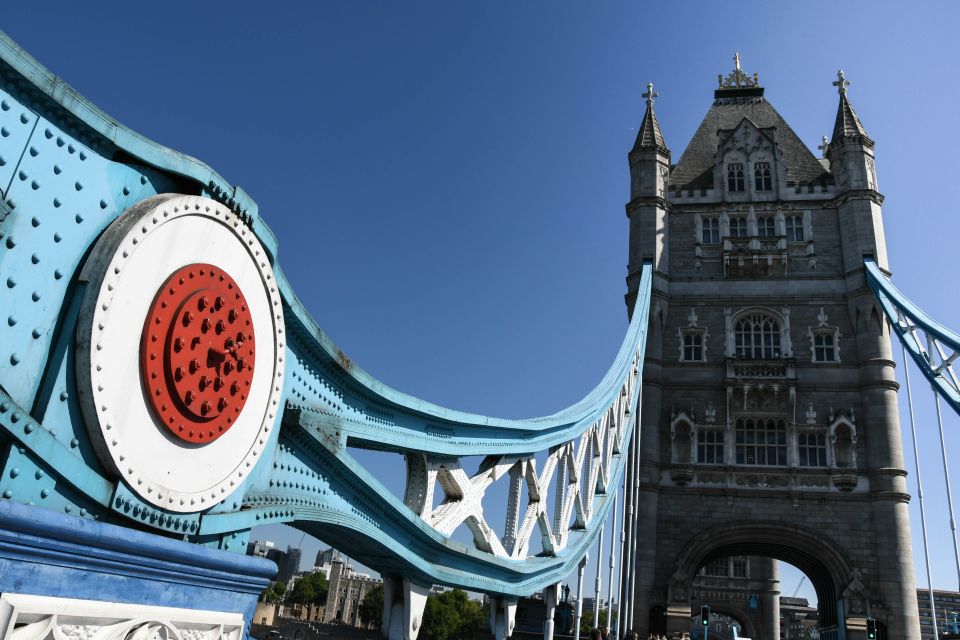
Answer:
670 95 829 189
632 100 668 154
831 92 871 145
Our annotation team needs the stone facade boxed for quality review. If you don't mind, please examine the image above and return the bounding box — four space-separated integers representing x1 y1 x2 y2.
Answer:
688 556 779 639
623 59 920 639
322 560 381 627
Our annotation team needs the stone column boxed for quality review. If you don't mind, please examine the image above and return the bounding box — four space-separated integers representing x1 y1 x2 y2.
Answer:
851 292 921 639
756 557 780 640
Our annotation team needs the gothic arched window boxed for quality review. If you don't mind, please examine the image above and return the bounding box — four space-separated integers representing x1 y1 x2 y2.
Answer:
785 215 804 241
729 216 747 238
697 429 724 464
798 432 827 466
735 418 787 465
734 313 782 359
757 215 776 237
702 216 720 243
727 163 745 192
754 162 772 191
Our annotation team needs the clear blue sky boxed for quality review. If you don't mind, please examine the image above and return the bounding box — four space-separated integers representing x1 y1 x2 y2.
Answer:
6 0 960 610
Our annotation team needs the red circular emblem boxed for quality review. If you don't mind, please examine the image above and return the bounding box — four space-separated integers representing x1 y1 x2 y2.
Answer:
141 264 256 444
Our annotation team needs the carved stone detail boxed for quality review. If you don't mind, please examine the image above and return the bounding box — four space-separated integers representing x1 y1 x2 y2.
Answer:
734 474 790 488
0 594 243 640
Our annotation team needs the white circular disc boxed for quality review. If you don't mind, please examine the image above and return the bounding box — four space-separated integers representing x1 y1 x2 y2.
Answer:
77 195 285 513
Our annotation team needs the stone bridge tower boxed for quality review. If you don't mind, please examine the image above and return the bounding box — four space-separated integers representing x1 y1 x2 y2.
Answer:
624 57 920 639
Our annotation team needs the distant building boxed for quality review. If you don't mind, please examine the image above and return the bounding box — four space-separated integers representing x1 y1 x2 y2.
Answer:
917 589 960 640
513 593 575 636
247 539 275 558
245 540 301 584
279 546 302 583
779 597 818 639
315 547 341 571
322 558 381 627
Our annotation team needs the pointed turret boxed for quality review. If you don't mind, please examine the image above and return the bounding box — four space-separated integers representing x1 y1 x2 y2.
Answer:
826 68 887 273
830 70 873 147
626 82 671 310
632 83 668 154
826 69 878 197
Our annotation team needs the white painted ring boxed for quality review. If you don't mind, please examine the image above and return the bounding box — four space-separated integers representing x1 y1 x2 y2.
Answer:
77 195 284 513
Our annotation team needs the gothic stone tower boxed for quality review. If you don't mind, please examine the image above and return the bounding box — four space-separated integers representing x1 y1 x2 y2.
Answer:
624 57 921 640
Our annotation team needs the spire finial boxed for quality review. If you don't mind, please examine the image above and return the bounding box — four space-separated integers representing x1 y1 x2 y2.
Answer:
833 69 851 95
643 82 658 106
717 53 760 91
818 136 830 157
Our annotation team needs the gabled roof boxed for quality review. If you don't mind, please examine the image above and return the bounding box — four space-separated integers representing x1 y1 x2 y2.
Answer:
715 117 777 154
670 97 828 189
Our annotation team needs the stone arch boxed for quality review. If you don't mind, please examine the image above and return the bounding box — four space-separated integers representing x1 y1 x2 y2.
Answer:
672 520 857 628
701 601 758 640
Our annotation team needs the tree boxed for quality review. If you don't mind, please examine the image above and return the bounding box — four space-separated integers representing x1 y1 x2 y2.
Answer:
579 609 612 636
359 584 384 629
422 595 459 640
263 581 287 604
286 572 329 606
420 590 485 640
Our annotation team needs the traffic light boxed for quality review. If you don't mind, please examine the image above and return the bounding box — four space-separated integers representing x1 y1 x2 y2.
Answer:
701 605 710 626
866 617 877 639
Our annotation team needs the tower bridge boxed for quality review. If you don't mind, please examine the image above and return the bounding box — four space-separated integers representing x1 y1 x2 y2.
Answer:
0 34 956 640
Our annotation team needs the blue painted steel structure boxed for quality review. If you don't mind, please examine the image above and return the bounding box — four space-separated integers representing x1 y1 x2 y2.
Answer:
866 259 960 416
0 27 650 630
3 27 960 640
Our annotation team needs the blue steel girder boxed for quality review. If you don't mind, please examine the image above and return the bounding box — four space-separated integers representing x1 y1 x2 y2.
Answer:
865 259 960 415
0 29 652 598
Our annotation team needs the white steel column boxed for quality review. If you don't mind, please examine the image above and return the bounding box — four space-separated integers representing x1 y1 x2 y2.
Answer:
627 413 641 632
621 437 636 638
594 523 604 627
616 477 628 639
543 583 560 640
932 387 960 589
573 554 588 640
606 491 619 637
902 347 939 639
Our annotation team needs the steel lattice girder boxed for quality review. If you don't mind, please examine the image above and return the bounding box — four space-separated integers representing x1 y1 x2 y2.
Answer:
0 29 651 598
866 259 960 415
